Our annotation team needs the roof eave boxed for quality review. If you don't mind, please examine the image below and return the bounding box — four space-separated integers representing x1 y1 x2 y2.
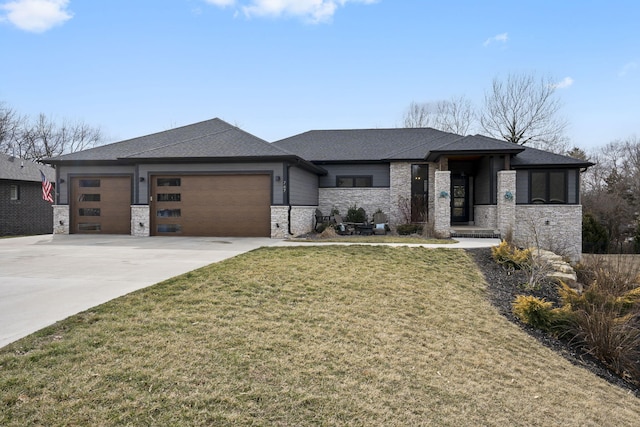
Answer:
425 148 524 162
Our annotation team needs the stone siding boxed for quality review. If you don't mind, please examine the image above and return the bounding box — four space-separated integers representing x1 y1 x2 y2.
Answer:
319 188 390 222
270 206 290 238
433 171 451 237
290 206 317 236
131 205 150 237
474 205 497 229
389 162 411 226
497 171 516 237
514 205 583 262
53 205 69 234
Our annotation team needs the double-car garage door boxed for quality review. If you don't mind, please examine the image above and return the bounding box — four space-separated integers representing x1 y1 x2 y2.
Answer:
71 174 271 237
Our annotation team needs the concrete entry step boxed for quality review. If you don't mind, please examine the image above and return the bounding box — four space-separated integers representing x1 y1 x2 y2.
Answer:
450 227 501 239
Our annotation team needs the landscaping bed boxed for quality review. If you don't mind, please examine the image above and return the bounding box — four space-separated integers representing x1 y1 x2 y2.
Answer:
467 247 640 396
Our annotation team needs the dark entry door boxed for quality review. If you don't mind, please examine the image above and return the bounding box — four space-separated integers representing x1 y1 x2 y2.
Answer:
451 175 469 223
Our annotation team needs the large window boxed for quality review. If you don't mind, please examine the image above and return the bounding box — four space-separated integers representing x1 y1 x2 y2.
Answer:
411 164 429 222
530 170 567 204
336 176 373 187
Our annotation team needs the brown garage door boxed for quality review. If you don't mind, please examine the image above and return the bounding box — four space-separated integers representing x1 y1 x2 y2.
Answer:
71 176 132 234
151 174 271 237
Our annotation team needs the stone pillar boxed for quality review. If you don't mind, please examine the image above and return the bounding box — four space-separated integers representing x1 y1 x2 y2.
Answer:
53 205 69 234
270 206 290 239
389 162 412 227
131 205 150 237
497 170 516 240
434 171 451 238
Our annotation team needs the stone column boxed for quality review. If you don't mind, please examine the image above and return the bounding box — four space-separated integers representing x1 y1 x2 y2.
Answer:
434 171 451 238
497 170 516 240
389 162 412 227
131 205 150 237
270 206 290 238
53 205 69 234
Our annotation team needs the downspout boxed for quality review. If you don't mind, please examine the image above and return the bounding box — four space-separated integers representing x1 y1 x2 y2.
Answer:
284 164 292 236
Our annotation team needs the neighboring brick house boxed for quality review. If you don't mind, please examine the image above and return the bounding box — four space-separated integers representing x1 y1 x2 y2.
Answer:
45 118 592 260
0 154 55 236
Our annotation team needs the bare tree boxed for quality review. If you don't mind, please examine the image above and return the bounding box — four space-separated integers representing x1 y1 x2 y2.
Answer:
480 73 568 152
0 102 104 161
0 102 26 157
402 101 435 128
402 96 476 135
434 95 475 135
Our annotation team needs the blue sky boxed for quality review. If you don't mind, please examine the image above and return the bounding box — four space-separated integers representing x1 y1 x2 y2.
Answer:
0 0 638 150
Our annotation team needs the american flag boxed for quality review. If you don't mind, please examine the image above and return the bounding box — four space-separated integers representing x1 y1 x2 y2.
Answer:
40 170 54 203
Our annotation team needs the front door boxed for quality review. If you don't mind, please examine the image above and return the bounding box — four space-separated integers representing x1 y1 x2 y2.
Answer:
451 174 469 223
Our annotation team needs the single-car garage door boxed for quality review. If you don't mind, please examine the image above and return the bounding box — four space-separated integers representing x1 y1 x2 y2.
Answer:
70 176 132 234
151 174 271 237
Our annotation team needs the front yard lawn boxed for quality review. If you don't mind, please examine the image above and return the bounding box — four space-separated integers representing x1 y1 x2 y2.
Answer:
1 246 638 426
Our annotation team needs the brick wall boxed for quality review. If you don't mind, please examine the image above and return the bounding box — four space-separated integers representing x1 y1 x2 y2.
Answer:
0 180 53 236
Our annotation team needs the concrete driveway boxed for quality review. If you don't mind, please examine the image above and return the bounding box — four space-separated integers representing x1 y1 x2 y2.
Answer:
0 234 278 348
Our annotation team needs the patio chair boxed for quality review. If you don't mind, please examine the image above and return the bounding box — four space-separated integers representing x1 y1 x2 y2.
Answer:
333 214 352 235
314 209 331 232
372 212 388 235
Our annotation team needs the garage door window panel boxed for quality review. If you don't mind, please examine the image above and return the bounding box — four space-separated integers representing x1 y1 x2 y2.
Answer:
78 223 101 232
157 178 181 187
79 179 100 187
157 193 181 202
157 224 182 233
157 209 181 218
79 194 100 202
79 208 100 216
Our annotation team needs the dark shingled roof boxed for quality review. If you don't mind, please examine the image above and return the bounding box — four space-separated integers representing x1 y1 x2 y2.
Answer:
511 145 593 168
0 154 55 182
272 128 460 162
273 128 593 168
46 118 301 163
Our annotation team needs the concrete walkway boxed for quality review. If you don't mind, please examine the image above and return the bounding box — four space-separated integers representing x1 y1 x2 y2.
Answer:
0 235 499 349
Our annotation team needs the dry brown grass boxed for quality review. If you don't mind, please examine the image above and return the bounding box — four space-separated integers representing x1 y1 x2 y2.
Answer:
1 246 639 426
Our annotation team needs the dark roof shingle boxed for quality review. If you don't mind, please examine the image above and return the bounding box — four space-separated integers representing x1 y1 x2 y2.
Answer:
46 118 297 162
0 154 55 182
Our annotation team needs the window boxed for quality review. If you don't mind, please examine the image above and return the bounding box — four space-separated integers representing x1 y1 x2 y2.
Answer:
79 179 100 187
411 165 429 222
10 185 19 200
336 176 373 187
529 170 567 204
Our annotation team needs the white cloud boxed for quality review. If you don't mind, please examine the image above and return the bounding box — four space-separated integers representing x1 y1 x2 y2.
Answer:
483 32 508 47
204 0 236 6
205 0 377 23
619 61 638 77
1 0 72 33
552 77 574 89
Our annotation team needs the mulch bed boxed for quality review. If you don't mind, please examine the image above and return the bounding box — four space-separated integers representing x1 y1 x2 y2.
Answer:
466 247 640 397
